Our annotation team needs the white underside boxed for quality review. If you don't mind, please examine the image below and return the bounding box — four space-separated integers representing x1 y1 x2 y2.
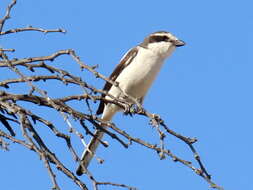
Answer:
102 45 175 121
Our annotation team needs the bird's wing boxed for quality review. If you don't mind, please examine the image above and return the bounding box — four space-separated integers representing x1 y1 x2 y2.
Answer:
96 46 139 115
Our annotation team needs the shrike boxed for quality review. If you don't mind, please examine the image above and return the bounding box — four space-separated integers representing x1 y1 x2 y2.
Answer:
76 31 185 176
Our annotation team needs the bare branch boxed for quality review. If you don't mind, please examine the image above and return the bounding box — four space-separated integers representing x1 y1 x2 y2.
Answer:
0 49 73 66
0 26 66 36
0 129 35 150
0 75 85 87
96 181 137 190
0 0 16 33
0 48 15 52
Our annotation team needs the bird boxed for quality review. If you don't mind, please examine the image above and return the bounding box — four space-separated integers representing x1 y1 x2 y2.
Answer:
76 31 185 176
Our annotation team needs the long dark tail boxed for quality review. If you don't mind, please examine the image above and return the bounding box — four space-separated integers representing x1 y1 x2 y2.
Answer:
76 130 104 176
76 105 116 176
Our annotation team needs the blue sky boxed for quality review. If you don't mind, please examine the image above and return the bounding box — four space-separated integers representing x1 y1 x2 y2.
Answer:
1 0 252 190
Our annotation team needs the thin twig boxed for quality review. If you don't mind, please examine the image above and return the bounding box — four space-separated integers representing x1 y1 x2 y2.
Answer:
96 181 137 190
0 48 15 52
0 26 66 35
0 0 17 33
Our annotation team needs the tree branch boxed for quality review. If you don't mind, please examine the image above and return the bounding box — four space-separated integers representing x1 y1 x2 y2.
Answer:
0 0 16 33
0 26 66 36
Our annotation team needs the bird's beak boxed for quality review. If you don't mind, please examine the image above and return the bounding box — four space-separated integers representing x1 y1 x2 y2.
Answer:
174 40 185 47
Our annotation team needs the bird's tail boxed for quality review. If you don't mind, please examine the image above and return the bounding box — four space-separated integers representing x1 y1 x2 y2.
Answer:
76 130 104 176
76 106 115 176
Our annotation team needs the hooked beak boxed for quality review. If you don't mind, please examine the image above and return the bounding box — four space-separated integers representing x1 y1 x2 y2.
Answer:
174 39 185 47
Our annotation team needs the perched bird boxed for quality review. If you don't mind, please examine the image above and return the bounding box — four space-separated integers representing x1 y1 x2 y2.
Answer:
76 31 185 176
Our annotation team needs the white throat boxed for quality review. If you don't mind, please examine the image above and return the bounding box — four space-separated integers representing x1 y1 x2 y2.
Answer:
147 41 176 60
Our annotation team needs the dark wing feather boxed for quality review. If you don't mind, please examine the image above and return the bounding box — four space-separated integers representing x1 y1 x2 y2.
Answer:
96 47 139 115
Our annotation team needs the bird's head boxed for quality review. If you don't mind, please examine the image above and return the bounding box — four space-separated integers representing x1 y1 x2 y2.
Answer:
141 31 185 58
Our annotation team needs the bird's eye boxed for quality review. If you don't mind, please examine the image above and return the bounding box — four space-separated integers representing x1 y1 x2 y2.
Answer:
150 35 169 43
163 36 169 41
